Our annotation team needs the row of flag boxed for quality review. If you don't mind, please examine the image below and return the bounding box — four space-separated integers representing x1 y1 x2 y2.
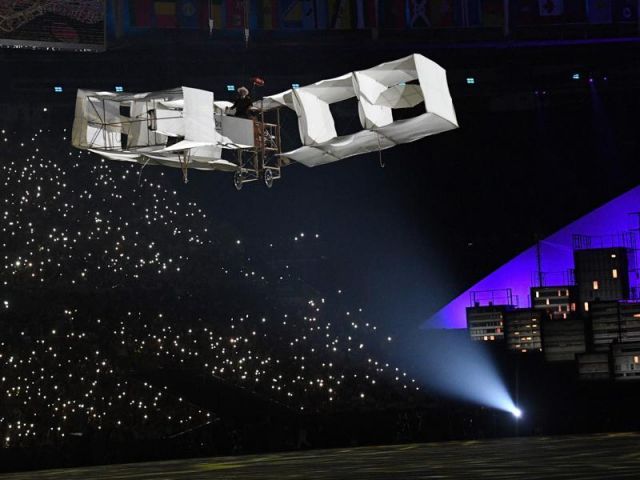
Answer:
123 1 639 30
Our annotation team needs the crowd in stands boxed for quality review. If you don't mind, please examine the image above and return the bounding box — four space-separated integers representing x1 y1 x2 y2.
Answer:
0 123 423 458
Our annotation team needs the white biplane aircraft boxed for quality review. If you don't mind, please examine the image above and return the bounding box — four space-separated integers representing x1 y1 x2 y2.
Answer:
72 53 458 190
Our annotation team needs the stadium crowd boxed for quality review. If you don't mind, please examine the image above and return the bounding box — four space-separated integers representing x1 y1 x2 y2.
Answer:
0 121 422 458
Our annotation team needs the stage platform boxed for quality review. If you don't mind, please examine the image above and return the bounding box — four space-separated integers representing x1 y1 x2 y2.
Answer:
1 432 639 479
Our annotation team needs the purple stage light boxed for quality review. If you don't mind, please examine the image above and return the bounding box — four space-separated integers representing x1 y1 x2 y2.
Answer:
425 186 640 329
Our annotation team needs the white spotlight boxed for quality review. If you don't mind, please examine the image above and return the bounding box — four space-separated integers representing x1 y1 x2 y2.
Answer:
512 407 522 419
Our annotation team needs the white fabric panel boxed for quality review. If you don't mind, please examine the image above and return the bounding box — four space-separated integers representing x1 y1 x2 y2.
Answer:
207 159 237 172
86 125 120 149
214 100 233 115
358 55 417 86
141 152 230 171
281 112 456 168
72 89 90 148
160 140 214 152
375 84 423 109
293 88 337 145
283 130 395 167
86 98 121 129
220 115 254 147
126 100 150 148
158 99 184 109
88 149 142 163
269 53 457 166
353 71 393 129
191 144 223 161
415 54 458 127
259 91 295 111
262 74 353 112
155 107 184 137
183 86 219 143
301 73 355 103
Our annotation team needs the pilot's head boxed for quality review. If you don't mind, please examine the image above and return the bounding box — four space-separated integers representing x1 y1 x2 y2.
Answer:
237 86 249 97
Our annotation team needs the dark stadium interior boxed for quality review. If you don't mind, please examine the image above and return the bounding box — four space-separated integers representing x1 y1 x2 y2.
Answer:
1 1 640 477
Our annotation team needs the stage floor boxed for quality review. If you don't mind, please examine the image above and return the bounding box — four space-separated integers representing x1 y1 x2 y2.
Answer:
2 432 639 479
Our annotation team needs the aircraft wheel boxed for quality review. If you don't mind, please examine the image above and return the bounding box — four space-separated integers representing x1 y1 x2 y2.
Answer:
234 170 243 191
264 169 274 188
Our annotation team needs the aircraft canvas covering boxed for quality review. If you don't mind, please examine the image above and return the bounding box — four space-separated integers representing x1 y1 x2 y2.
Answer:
72 53 457 188
71 86 252 173
261 53 458 167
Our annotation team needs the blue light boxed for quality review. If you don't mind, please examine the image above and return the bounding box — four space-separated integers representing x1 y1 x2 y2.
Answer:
400 329 520 416
291 83 300 90
53 86 63 93
572 73 580 80
115 86 124 92
466 77 475 85
226 85 236 92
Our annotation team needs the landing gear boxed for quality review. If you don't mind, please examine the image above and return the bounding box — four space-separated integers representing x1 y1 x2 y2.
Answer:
264 168 274 188
233 170 243 191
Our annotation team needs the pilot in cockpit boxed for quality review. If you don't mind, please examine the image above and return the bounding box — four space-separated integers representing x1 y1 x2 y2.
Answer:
227 86 254 119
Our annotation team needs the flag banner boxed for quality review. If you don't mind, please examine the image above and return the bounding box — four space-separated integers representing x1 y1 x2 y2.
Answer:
254 0 279 29
512 0 538 24
315 1 329 28
329 0 354 29
301 1 317 28
355 0 378 28
154 0 177 28
197 0 212 29
587 0 613 23
281 1 316 29
563 1 586 22
538 0 564 16
513 0 583 24
380 0 406 29
408 0 431 27
226 0 245 28
428 0 455 27
209 0 224 28
482 0 504 27
614 0 637 22
177 0 199 27
455 0 483 27
130 0 153 27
